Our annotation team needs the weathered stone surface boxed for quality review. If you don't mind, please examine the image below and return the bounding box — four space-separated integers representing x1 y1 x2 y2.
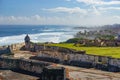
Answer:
29 44 120 72
42 66 66 80
0 56 66 80
0 70 39 80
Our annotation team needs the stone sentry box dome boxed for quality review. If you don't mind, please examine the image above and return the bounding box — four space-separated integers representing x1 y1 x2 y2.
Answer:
24 34 31 50
25 34 30 43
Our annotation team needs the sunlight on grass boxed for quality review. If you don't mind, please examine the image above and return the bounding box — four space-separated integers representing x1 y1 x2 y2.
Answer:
46 43 120 58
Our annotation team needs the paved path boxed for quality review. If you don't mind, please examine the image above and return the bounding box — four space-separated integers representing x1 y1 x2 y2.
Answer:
57 64 120 80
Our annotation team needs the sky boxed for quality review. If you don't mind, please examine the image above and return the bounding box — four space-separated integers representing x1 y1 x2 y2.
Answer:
0 0 120 26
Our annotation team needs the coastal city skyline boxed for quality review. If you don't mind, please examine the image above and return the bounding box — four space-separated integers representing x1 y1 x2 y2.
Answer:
0 0 120 26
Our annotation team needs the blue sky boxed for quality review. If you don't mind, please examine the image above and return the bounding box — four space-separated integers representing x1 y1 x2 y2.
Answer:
0 0 120 26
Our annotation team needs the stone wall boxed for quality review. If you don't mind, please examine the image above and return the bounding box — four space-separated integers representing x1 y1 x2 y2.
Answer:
10 43 25 51
0 56 66 80
0 56 50 73
0 43 25 54
1 42 120 72
42 66 66 80
0 57 18 69
0 46 12 55
31 45 120 72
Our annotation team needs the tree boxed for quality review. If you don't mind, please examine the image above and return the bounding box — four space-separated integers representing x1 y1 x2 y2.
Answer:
65 38 80 43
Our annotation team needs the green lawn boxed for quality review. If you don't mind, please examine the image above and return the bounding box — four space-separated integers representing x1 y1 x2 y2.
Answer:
46 43 120 58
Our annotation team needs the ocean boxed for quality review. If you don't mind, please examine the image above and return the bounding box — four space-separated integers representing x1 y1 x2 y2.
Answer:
0 25 81 46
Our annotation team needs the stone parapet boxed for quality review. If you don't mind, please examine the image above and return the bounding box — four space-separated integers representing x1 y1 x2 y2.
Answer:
0 56 66 80
31 45 120 72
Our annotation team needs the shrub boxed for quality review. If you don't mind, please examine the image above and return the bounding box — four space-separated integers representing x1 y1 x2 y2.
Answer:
65 38 79 43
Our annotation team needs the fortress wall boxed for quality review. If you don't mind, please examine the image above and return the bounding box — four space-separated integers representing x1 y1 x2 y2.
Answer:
80 54 90 62
40 45 116 64
0 43 25 54
101 56 109 64
18 59 50 73
32 45 120 71
11 43 25 51
87 55 95 62
0 56 66 80
1 43 120 72
0 56 51 74
0 49 8 54
68 54 75 60
0 57 18 69
0 46 10 54
109 58 120 67
35 45 85 54
0 46 7 49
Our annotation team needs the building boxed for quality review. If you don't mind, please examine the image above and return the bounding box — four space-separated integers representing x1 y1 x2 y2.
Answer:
117 34 120 41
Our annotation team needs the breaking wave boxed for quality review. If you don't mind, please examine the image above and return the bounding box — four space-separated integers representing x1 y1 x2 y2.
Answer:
0 32 74 46
0 25 86 46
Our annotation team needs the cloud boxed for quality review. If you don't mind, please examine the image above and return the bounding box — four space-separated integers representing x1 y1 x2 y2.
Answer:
0 15 64 25
43 7 87 14
99 7 120 10
0 15 120 26
76 0 100 5
113 16 120 19
76 0 120 5
91 6 101 15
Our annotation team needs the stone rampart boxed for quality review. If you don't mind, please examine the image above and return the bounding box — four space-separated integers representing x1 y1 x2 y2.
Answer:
31 45 120 72
0 43 25 54
0 56 51 73
0 56 66 80
0 46 12 55
1 42 120 72
10 43 25 51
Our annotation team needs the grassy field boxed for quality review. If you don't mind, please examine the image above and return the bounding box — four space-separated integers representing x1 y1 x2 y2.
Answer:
46 43 120 58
